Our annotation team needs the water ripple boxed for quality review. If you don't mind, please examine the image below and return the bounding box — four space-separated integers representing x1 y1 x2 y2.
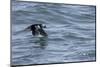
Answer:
12 1 96 65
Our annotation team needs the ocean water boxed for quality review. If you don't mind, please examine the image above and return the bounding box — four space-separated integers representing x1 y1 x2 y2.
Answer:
11 1 96 66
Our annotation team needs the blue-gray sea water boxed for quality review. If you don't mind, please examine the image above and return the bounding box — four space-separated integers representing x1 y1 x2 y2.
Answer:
11 1 96 65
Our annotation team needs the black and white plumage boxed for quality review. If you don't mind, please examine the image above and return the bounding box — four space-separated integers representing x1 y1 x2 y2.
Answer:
26 24 47 37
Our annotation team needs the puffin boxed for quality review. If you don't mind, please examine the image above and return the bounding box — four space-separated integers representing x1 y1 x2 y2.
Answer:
26 24 47 37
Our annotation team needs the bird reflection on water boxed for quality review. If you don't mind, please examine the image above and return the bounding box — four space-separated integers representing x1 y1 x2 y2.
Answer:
33 37 48 49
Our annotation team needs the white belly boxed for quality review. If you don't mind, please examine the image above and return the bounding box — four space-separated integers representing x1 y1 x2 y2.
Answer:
34 34 44 37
